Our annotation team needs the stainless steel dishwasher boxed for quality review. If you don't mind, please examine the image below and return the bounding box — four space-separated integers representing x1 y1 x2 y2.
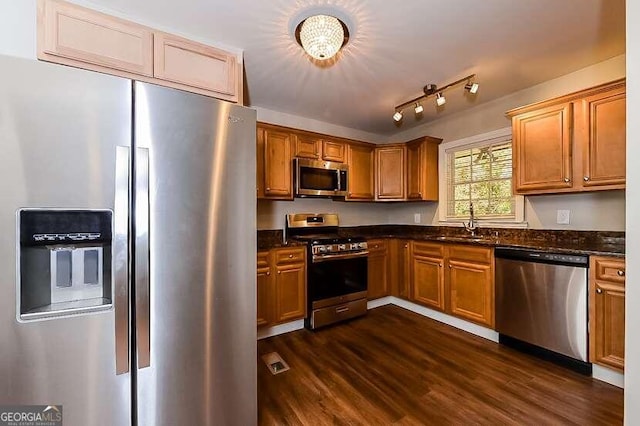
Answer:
495 248 589 369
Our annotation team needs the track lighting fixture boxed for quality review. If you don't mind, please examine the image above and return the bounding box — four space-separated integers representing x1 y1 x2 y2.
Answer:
392 74 479 121
465 82 479 94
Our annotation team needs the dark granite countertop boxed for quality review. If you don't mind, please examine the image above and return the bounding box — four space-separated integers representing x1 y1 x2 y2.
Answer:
258 226 625 257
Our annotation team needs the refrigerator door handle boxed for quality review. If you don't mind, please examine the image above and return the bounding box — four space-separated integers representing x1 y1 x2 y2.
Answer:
114 146 130 375
135 147 151 369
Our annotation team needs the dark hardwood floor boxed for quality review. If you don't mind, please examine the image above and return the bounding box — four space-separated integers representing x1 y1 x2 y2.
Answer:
258 305 623 425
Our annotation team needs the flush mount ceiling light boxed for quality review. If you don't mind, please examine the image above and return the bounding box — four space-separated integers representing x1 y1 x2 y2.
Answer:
393 74 479 121
294 14 350 61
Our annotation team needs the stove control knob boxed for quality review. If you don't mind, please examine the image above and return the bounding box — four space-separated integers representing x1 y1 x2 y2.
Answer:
338 244 346 251
317 246 327 253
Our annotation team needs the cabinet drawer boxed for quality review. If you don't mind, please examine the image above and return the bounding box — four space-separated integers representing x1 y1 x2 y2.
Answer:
367 239 387 254
257 251 270 268
412 241 444 258
592 257 625 283
274 247 306 264
39 0 153 76
447 245 492 264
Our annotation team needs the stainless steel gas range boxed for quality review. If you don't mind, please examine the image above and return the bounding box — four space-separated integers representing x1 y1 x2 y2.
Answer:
285 214 368 329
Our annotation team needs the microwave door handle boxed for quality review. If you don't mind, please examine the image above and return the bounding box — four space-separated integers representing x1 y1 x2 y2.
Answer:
336 169 341 192
114 146 130 375
135 147 151 369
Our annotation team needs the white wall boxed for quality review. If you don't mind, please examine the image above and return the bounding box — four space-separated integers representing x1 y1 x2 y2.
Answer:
625 1 639 423
0 0 36 59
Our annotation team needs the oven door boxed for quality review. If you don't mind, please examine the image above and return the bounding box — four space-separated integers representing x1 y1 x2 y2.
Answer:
308 254 367 303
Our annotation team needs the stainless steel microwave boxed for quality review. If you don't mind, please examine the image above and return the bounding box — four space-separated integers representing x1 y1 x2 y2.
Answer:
294 158 348 197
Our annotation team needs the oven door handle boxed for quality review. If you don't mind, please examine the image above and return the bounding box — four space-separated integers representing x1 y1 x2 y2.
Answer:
312 251 370 263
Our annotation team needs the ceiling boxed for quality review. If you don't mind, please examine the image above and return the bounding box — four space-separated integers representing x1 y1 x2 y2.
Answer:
82 0 625 136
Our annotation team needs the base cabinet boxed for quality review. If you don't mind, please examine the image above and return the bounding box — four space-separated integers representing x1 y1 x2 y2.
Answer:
367 239 389 300
409 242 494 328
257 247 306 327
589 256 626 371
389 239 412 300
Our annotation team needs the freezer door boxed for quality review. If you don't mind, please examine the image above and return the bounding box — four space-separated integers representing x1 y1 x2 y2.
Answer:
134 82 257 426
0 56 132 425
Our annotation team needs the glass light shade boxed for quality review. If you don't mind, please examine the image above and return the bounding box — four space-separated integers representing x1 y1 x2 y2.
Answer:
393 111 403 122
299 15 345 60
414 103 424 114
466 82 480 94
436 93 446 106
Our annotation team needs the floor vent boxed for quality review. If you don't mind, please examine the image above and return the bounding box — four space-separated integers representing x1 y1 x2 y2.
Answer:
262 352 290 375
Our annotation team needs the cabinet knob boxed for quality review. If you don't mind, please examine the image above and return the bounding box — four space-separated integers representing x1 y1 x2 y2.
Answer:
618 270 625 277
449 265 452 269
266 187 271 191
596 287 603 294
266 271 271 276
277 271 281 274
583 176 590 182
289 254 293 258
564 178 570 183
439 263 443 267
418 192 422 197
404 244 408 248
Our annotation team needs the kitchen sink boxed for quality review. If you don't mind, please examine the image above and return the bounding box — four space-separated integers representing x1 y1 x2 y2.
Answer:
431 235 493 243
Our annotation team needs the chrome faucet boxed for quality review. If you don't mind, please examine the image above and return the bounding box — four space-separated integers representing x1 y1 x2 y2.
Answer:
463 202 478 236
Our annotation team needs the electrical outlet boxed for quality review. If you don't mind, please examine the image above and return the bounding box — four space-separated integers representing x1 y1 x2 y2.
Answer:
414 213 421 224
557 209 571 225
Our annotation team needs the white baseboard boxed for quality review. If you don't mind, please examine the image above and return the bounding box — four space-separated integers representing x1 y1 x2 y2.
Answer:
367 296 394 309
592 364 624 388
257 319 304 340
386 297 499 343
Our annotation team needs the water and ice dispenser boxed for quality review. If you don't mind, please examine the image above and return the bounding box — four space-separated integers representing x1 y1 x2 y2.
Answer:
18 210 113 320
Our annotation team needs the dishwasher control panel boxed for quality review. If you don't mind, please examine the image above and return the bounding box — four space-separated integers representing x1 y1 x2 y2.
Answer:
495 248 588 266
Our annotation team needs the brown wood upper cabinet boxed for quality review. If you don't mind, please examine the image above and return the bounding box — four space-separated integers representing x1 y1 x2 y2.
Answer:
292 133 346 163
257 247 307 327
375 145 406 200
375 137 440 201
346 143 375 200
257 124 293 200
508 79 625 195
38 0 240 103
406 137 440 201
589 256 625 371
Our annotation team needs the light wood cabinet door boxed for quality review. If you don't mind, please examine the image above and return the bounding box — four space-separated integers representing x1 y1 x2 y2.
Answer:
262 128 293 199
153 32 238 102
406 137 440 201
411 254 445 311
293 133 321 159
447 259 494 327
512 103 573 193
322 140 346 163
589 256 626 371
274 262 306 323
346 144 375 200
38 0 153 76
579 86 626 188
375 145 406 200
257 252 271 327
367 240 389 300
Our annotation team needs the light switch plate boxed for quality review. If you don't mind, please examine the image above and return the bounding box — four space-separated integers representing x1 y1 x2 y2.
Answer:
557 209 571 225
414 213 421 224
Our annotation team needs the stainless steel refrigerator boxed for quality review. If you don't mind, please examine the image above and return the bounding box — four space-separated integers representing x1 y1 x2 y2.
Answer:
0 55 257 425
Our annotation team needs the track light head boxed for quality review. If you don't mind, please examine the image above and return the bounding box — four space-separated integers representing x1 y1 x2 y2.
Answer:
435 92 446 106
465 82 479 94
414 103 424 114
393 111 403 122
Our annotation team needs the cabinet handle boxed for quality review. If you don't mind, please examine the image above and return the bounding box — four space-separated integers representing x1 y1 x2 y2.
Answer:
583 176 590 182
596 287 603 294
618 270 625 277
564 178 570 183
